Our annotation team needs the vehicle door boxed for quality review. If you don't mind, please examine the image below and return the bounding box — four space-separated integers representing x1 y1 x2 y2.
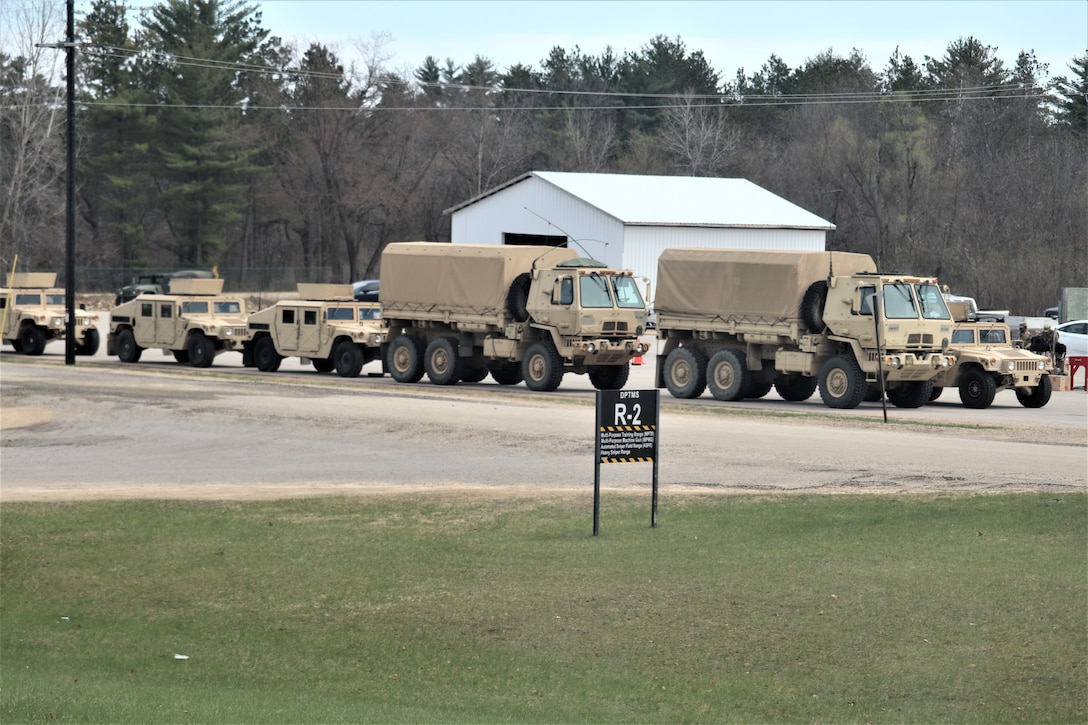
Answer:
154 300 183 347
275 306 301 354
298 308 320 353
0 293 12 338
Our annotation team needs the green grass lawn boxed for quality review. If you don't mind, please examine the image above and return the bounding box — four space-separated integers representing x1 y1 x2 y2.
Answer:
2 493 1085 723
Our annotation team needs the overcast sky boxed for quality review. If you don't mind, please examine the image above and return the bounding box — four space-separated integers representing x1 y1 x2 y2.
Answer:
253 0 1087 83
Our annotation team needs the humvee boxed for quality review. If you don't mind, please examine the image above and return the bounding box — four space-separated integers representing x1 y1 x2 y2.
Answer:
930 319 1052 409
246 284 385 377
1 273 101 355
107 278 247 367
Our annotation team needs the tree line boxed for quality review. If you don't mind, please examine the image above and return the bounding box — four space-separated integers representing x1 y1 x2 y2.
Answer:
2 0 1085 315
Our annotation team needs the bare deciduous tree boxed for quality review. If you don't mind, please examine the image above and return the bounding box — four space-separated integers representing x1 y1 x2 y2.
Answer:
0 0 66 270
658 93 740 176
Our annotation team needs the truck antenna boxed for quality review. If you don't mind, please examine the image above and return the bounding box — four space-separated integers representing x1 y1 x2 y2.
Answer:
523 207 607 267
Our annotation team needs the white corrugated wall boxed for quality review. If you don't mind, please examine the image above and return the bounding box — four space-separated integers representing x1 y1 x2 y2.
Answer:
623 226 828 301
450 177 625 266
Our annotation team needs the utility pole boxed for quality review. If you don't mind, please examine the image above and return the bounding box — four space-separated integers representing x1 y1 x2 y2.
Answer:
64 0 76 365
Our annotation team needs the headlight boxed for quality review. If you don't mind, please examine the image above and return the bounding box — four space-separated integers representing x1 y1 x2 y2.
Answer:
1037 360 1046 371
586 343 597 354
1006 361 1015 372
223 327 233 337
53 318 64 327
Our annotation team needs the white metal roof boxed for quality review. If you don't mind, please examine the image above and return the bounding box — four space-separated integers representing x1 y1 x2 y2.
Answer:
445 171 835 230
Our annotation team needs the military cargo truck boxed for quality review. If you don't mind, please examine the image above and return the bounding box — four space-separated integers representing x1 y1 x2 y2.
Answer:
654 249 956 409
380 243 650 391
246 284 385 377
1 273 100 355
107 278 247 367
929 317 1052 409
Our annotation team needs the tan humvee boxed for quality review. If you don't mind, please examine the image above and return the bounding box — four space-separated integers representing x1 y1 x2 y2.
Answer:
246 284 385 377
107 278 247 367
1 273 101 356
929 319 1052 409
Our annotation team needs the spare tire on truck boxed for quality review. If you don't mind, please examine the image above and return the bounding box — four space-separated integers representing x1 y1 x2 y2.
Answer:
801 280 828 334
506 273 531 322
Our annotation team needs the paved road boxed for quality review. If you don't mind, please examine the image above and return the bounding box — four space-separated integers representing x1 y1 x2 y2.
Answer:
16 323 1088 428
2 350 1084 502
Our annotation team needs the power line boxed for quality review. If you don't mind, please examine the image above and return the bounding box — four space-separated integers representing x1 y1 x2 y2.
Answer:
76 43 1052 106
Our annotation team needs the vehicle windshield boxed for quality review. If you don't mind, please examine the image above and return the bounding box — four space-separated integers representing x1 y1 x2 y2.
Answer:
182 301 209 314
951 329 976 344
610 275 645 309
915 284 952 320
15 293 42 305
326 307 354 321
882 283 920 319
45 293 65 305
358 307 381 321
579 273 614 308
213 301 242 315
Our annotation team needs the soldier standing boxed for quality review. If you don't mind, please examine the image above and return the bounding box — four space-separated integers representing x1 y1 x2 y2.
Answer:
1018 322 1032 348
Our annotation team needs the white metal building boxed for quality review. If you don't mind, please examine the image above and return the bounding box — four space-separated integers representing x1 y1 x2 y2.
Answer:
445 171 835 296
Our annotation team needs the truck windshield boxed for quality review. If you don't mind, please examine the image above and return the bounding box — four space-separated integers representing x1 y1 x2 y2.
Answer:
45 294 65 305
15 294 42 305
881 283 919 319
358 307 380 321
182 301 209 314
914 284 952 320
610 275 645 309
214 301 242 315
579 274 613 308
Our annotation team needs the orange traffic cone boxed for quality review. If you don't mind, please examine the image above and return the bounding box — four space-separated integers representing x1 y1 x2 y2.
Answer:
632 339 644 366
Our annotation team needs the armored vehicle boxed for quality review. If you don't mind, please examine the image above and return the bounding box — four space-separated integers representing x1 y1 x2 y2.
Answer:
929 318 1052 409
107 278 247 367
654 249 956 409
246 284 385 377
1 273 100 355
380 243 649 391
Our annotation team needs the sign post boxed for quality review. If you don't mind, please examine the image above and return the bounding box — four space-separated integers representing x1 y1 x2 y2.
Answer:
594 389 660 536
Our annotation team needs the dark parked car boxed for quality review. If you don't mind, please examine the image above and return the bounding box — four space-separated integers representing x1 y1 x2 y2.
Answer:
114 270 213 306
352 279 379 302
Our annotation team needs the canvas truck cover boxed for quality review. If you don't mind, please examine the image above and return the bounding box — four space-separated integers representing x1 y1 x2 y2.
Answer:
655 249 876 321
380 243 579 316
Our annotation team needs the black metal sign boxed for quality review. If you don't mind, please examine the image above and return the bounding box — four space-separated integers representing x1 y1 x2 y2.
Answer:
594 389 660 535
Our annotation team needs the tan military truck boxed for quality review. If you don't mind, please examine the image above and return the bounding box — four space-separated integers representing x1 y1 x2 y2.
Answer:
654 249 956 409
246 284 385 377
107 278 247 367
1 273 101 355
928 315 1052 409
380 243 650 391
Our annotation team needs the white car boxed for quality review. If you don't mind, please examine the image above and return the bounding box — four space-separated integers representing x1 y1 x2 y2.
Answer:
1056 320 1088 357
